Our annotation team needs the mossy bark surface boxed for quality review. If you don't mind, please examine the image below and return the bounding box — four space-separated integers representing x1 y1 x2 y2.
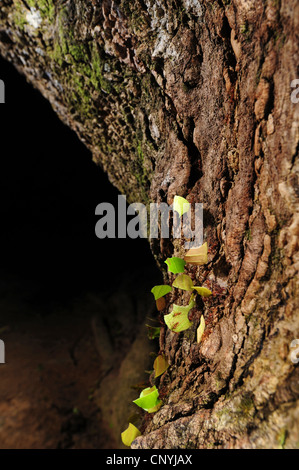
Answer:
1 0 298 448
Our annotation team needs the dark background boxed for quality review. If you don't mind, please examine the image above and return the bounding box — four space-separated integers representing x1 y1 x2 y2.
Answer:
0 57 161 450
0 57 155 304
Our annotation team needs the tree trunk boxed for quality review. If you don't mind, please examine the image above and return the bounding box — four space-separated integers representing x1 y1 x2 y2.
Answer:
1 0 298 449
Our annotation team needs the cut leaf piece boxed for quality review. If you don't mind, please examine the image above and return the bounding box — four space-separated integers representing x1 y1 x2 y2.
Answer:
193 286 212 297
121 423 141 447
147 401 162 413
197 315 205 344
164 308 192 333
154 355 169 378
156 297 166 311
184 242 208 266
151 285 172 300
164 298 195 333
165 257 186 274
173 195 190 217
172 274 212 297
133 386 160 412
172 274 194 291
146 325 161 340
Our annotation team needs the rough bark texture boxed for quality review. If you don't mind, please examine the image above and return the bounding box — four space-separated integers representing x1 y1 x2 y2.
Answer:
1 0 298 449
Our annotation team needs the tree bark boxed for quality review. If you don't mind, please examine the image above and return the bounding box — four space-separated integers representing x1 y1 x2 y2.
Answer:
1 0 298 449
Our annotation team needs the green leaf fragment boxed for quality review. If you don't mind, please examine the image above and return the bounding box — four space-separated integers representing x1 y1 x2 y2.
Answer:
121 423 141 447
147 401 162 413
146 325 161 340
173 195 190 217
133 386 161 412
165 257 186 274
164 311 192 333
151 285 172 300
172 273 194 291
164 298 195 333
197 315 205 344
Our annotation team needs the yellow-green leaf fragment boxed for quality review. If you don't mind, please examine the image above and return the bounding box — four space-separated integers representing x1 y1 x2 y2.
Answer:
164 298 195 333
197 315 205 344
133 386 161 412
172 274 212 298
165 257 186 274
154 355 169 378
184 242 208 266
193 286 212 297
172 273 194 291
121 423 141 447
173 195 190 217
151 285 172 300
164 309 192 332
